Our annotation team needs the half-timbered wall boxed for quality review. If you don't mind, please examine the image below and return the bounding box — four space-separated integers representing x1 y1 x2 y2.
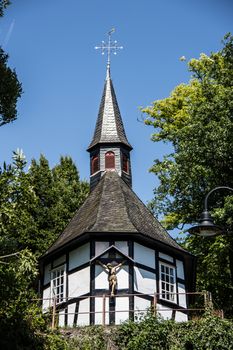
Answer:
41 240 188 326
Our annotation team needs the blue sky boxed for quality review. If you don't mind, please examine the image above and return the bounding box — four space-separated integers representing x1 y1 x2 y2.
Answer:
0 0 232 212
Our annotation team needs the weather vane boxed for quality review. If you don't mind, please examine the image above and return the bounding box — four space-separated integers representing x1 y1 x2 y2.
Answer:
95 28 123 68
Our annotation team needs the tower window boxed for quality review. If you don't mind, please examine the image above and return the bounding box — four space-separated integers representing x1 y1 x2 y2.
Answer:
105 151 115 170
122 153 129 173
159 263 176 303
91 154 99 174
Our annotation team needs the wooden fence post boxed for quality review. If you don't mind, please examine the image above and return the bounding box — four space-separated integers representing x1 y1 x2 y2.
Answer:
153 293 157 316
102 294 106 326
51 297 56 330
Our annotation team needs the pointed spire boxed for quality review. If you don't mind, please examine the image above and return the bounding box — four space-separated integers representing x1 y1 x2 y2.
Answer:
88 30 132 151
87 65 132 151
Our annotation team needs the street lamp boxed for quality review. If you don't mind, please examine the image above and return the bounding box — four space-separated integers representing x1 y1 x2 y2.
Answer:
188 186 233 237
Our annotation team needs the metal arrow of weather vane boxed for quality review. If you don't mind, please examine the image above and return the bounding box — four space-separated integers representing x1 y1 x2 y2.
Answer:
95 28 123 67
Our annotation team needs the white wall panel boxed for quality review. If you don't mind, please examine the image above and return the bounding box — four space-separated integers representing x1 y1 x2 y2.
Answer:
67 303 76 327
134 243 155 268
95 297 109 325
53 255 66 268
77 298 90 326
69 243 90 271
175 311 188 322
95 241 109 256
42 287 51 311
134 267 156 295
43 264 51 285
115 297 129 324
95 265 109 289
134 296 151 320
68 267 90 297
156 304 173 320
115 241 128 255
178 283 187 308
58 310 65 327
159 252 173 263
117 266 129 289
176 260 185 280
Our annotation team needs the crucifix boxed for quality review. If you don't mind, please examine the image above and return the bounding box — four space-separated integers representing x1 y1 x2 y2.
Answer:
97 260 126 296
95 28 123 74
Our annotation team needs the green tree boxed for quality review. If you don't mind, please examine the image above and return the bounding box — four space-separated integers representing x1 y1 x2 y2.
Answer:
0 0 10 17
142 34 233 315
0 48 22 126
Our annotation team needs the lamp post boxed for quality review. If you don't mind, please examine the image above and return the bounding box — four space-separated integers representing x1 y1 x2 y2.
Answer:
188 186 233 237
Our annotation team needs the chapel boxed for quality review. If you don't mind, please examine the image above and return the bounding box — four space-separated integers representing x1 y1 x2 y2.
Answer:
40 35 196 326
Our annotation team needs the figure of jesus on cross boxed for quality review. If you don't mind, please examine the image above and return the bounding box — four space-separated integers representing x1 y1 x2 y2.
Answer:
97 260 125 296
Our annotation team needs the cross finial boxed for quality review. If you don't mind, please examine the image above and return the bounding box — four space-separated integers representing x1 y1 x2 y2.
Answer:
95 29 123 77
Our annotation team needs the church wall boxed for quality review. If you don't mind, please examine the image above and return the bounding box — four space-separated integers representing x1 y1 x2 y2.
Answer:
69 243 90 271
134 242 155 268
68 266 90 297
42 286 51 311
43 263 51 285
134 296 151 319
41 240 189 326
95 297 110 325
95 265 109 289
115 297 129 324
134 266 156 294
176 259 185 280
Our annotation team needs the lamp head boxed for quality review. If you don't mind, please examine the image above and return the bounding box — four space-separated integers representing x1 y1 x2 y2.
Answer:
188 210 224 237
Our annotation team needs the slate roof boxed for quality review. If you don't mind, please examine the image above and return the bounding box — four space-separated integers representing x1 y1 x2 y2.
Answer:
87 68 132 151
43 171 185 257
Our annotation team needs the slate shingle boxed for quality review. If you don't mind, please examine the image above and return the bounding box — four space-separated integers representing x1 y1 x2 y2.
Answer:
43 171 185 256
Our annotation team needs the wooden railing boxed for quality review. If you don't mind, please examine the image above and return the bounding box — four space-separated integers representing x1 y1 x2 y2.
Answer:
35 291 219 329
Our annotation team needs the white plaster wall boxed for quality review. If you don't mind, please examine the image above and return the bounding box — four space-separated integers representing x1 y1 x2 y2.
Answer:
115 297 129 324
134 296 151 320
95 265 109 289
156 304 173 320
159 252 174 263
58 310 65 327
95 241 109 256
42 287 51 311
175 311 188 322
53 255 66 267
77 298 90 326
134 267 156 295
178 283 187 308
176 259 185 280
43 264 51 286
117 266 129 289
115 241 128 255
68 266 90 298
67 303 76 327
69 243 90 271
134 243 155 268
95 297 109 325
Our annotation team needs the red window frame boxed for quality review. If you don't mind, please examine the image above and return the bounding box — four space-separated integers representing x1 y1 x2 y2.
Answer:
105 151 115 169
91 154 99 174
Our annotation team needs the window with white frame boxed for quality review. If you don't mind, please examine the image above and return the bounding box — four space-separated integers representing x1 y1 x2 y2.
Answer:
51 265 66 304
159 263 176 303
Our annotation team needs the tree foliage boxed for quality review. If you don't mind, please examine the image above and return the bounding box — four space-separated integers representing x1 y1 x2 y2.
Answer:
115 312 233 350
142 34 233 315
0 47 22 126
0 0 10 17
0 151 89 348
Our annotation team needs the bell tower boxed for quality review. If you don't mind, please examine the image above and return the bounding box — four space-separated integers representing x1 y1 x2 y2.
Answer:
87 30 133 190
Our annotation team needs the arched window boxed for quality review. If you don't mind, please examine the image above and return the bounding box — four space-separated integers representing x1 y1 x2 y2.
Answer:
91 154 99 174
105 151 115 170
122 153 129 173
